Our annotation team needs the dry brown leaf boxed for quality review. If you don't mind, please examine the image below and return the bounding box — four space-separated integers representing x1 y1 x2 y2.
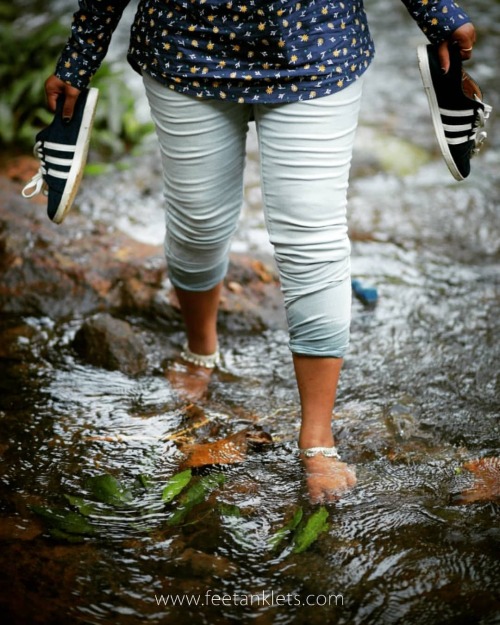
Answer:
454 457 500 504
179 427 273 468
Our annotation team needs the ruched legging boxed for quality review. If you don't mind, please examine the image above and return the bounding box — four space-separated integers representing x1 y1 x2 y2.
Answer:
143 73 363 357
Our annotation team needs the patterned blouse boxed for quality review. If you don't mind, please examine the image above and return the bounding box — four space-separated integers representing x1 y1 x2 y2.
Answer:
55 0 471 104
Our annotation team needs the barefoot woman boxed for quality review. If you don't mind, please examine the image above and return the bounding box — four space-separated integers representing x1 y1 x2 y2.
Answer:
43 0 475 502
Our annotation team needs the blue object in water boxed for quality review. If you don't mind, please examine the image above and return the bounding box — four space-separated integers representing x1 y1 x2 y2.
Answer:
351 279 378 306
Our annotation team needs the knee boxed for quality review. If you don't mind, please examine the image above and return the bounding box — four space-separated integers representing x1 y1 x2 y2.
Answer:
286 275 352 357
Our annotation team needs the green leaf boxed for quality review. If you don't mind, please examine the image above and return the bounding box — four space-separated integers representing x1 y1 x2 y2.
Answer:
218 503 242 518
167 472 225 526
292 506 330 554
30 505 96 536
63 494 100 517
269 507 303 550
48 528 87 543
84 473 134 506
137 473 154 490
161 468 193 503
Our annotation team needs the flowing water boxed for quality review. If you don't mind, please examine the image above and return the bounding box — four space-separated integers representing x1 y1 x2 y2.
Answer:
1 1 499 624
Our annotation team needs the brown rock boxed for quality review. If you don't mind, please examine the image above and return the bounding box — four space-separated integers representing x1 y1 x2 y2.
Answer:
73 313 147 375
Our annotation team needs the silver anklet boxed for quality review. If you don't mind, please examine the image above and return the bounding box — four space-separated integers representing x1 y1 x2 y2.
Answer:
299 446 341 460
180 342 220 369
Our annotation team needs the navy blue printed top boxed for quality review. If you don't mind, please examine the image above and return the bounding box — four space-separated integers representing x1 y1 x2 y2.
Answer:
55 0 471 104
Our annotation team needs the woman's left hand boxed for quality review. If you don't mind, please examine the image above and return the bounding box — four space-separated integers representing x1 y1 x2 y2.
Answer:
438 22 477 73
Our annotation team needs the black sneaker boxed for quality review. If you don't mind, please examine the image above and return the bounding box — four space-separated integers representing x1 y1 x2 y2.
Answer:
417 43 491 180
22 87 99 223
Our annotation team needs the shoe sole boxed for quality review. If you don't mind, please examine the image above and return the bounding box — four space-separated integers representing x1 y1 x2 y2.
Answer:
51 87 99 224
417 45 464 182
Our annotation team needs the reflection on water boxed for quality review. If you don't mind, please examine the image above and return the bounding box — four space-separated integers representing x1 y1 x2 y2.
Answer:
1 1 499 624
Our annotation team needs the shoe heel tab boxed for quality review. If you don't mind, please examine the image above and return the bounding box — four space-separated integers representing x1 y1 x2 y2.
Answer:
461 70 483 102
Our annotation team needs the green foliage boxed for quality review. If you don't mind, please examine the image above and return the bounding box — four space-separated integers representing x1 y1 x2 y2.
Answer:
30 468 330 554
269 506 303 550
0 12 153 157
89 63 154 158
292 506 330 554
167 473 226 526
161 468 193 503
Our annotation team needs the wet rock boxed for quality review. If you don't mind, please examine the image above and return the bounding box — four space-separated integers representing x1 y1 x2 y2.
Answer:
0 177 166 318
0 176 285 334
73 313 147 376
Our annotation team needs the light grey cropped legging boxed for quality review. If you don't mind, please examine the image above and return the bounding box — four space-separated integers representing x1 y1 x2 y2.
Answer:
143 73 363 358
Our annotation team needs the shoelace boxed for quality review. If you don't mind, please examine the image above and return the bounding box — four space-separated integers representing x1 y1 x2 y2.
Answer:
471 96 492 155
22 140 74 198
21 141 48 198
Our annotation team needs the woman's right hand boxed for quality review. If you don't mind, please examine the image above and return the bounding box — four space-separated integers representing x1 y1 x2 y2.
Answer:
44 75 81 122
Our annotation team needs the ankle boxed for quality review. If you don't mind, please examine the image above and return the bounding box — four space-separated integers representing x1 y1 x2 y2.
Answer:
185 334 218 356
299 430 335 450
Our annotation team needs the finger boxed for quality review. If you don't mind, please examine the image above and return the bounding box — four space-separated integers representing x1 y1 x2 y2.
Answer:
437 40 451 74
450 22 476 61
44 75 65 113
458 45 473 61
61 89 80 123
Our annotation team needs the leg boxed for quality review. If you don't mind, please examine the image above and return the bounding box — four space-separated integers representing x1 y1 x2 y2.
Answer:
142 75 250 391
175 282 221 356
255 80 363 501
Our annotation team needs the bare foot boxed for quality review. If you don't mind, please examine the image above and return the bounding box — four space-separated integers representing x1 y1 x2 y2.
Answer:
166 361 213 402
301 454 357 504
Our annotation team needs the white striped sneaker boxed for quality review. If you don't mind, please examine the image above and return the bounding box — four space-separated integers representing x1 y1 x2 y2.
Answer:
22 88 99 223
417 44 491 180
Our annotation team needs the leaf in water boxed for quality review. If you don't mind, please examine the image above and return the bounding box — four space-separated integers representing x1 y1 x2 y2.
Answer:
64 494 100 517
269 507 303 550
30 505 96 536
218 503 242 518
48 528 87 543
137 473 154 490
162 468 192 503
85 473 134 506
180 427 273 468
167 472 225 526
292 506 330 554
453 457 500 504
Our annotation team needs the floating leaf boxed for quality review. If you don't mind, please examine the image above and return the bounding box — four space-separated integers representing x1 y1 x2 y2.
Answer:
85 473 134 506
269 507 303 550
292 507 330 554
161 469 192 503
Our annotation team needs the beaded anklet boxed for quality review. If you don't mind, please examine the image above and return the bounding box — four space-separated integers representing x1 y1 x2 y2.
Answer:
299 446 341 460
180 342 220 369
